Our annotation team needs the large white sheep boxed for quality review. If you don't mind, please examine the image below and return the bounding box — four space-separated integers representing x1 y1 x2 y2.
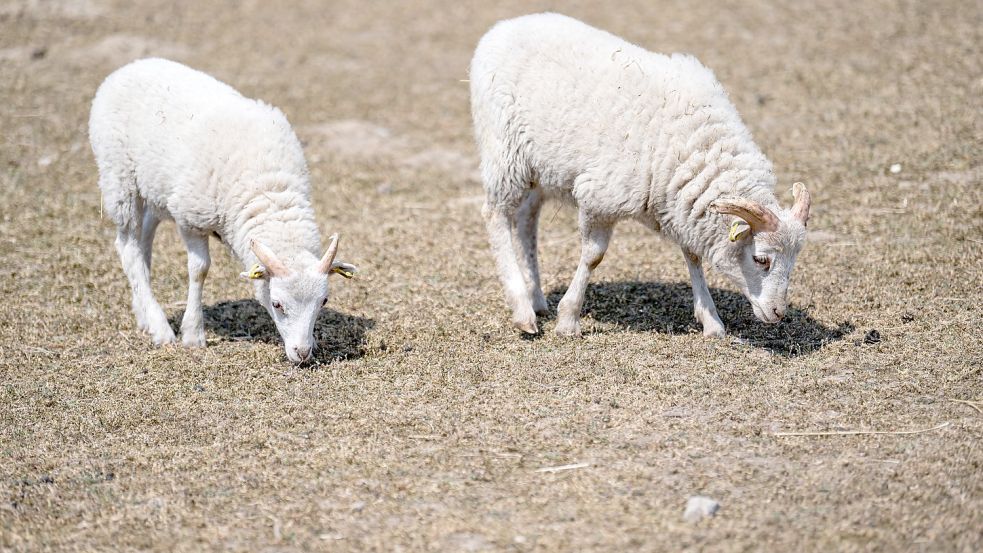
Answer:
89 58 355 363
470 13 811 337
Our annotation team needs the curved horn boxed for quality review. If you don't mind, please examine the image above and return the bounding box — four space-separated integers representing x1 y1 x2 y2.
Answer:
317 233 340 274
791 182 811 226
710 198 780 233
250 239 289 277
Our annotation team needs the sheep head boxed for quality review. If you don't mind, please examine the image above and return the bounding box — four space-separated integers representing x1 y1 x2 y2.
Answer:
709 183 811 324
242 233 356 363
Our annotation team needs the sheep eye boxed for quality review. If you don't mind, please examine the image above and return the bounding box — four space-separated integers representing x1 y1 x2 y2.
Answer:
271 300 284 313
753 255 771 270
321 298 328 307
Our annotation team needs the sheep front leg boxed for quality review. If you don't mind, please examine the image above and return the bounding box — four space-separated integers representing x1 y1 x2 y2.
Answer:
556 215 613 337
179 229 210 347
682 248 725 337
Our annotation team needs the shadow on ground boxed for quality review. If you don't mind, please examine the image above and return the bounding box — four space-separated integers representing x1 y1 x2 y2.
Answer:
170 300 374 363
547 281 852 357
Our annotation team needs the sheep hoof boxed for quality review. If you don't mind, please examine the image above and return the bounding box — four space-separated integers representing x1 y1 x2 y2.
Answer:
513 318 539 335
555 319 582 338
182 332 207 348
702 324 726 338
150 327 177 346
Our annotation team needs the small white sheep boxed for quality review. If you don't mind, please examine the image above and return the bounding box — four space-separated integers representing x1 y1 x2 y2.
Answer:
89 58 355 363
470 13 812 337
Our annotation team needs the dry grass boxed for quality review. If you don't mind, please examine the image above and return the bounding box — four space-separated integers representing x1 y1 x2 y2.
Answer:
1 0 981 551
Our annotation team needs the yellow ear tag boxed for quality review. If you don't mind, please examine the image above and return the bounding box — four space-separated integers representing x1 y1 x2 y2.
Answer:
331 266 355 279
247 264 266 279
729 221 750 242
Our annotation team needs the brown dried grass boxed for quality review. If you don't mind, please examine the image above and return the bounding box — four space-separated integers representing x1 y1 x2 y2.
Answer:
1 0 981 551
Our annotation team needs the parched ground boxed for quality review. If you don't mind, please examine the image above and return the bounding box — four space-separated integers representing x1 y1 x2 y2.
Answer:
1 0 981 551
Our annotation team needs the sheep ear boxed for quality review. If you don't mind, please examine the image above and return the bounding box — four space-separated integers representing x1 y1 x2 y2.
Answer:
317 233 340 275
239 264 267 280
250 240 289 277
728 221 752 242
329 261 357 279
710 198 779 234
791 182 811 226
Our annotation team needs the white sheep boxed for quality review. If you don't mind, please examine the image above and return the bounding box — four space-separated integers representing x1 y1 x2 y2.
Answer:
470 13 812 337
89 58 355 363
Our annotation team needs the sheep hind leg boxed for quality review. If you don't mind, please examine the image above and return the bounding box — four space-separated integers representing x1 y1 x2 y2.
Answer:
681 248 725 337
483 202 538 334
114 214 175 345
556 213 614 337
513 187 548 316
178 228 210 348
139 209 160 275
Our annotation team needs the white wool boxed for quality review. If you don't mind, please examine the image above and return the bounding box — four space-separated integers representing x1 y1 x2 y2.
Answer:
471 14 809 336
90 58 347 362
90 58 320 264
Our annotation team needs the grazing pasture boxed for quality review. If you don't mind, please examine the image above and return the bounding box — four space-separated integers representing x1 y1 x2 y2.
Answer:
1 0 980 551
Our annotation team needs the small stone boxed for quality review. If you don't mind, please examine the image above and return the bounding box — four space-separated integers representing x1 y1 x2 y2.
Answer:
683 496 720 523
889 163 902 174
863 329 881 344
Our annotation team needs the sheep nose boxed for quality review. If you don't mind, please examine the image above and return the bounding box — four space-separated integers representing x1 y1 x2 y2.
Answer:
294 346 312 361
772 307 785 321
